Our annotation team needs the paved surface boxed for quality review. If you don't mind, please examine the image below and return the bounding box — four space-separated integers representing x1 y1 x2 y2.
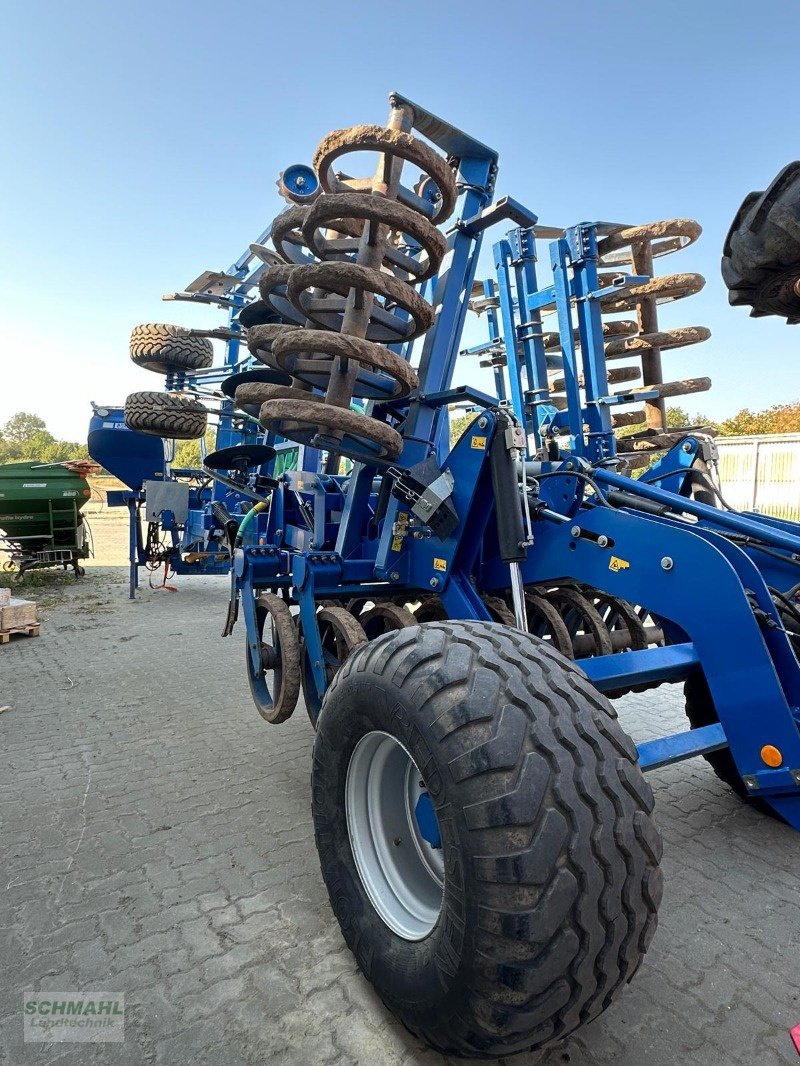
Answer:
1 563 800 1066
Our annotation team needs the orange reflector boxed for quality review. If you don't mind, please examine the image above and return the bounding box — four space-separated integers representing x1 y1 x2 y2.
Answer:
760 744 783 768
83 489 91 497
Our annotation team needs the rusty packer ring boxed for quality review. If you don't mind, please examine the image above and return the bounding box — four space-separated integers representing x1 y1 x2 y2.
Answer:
287 261 434 343
302 192 446 282
597 219 702 266
259 397 403 462
272 329 418 401
313 125 457 225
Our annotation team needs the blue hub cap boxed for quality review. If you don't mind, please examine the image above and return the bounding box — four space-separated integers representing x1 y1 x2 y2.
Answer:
414 791 441 849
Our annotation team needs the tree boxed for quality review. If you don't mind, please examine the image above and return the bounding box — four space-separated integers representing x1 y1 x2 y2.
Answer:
1 412 47 445
665 406 719 432
719 402 800 436
449 411 477 446
173 431 216 469
0 413 88 465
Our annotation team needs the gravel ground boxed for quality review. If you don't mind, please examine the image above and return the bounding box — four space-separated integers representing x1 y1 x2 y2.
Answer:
1 513 799 1065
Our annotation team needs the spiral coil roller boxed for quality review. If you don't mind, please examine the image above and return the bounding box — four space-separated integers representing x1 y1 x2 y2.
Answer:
246 100 456 464
543 219 712 459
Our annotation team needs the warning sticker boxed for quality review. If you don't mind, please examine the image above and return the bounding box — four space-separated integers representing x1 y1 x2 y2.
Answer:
609 556 630 573
433 558 447 572
470 435 487 450
391 536 404 552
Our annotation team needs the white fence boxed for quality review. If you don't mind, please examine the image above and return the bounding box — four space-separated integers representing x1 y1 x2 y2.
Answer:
716 434 800 521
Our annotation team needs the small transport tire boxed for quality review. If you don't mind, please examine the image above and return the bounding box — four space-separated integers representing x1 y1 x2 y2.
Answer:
124 391 207 440
130 323 213 374
312 620 663 1058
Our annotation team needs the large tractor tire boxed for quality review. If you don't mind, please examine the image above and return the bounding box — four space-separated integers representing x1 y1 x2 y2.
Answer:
124 391 207 440
722 161 800 322
312 620 663 1058
130 323 214 374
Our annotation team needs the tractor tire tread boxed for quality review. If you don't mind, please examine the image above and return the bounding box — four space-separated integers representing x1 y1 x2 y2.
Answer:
313 620 662 1058
130 323 213 374
124 391 208 440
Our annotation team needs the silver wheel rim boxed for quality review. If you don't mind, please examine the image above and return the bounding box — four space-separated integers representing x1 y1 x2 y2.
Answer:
345 731 444 941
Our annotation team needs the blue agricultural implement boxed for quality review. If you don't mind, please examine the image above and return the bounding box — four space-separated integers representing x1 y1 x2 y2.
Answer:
86 179 325 596
132 94 800 1057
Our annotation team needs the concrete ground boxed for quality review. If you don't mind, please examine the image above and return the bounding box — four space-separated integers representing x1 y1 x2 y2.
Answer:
1 509 799 1065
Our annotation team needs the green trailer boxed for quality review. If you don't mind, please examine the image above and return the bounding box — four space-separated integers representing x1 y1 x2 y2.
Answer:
0 462 92 578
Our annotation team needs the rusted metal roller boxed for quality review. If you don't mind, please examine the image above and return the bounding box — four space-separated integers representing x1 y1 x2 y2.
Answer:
481 595 517 626
255 386 324 432
542 319 638 352
523 590 574 658
413 597 448 622
358 602 417 639
543 586 613 657
581 590 652 652
260 396 404 461
597 219 702 265
299 605 368 725
258 99 455 464
616 452 653 471
287 261 434 342
612 409 647 429
593 219 711 436
272 328 418 401
313 124 457 223
247 323 299 369
257 265 306 327
234 379 292 414
271 205 317 265
625 426 717 452
616 377 712 400
599 272 706 313
604 325 711 358
550 366 640 394
302 192 446 283
247 593 302 724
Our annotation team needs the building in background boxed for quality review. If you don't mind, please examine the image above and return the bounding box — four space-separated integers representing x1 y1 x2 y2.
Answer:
716 434 800 520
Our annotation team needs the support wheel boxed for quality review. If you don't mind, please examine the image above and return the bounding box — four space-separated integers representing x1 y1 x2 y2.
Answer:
124 391 208 440
247 593 301 724
312 620 663 1058
130 323 213 374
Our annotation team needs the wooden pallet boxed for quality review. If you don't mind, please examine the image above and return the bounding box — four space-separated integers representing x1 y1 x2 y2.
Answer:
0 623 40 645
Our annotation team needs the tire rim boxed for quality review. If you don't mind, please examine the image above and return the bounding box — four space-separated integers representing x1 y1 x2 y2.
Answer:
345 731 444 941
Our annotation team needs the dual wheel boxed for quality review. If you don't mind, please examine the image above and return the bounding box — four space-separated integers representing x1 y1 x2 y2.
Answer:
247 603 664 1057
125 324 212 440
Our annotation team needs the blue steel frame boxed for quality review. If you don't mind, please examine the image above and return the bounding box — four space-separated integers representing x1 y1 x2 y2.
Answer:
233 102 800 829
104 229 324 597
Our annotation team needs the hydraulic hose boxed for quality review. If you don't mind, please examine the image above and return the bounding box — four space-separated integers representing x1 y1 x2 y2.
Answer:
234 500 269 549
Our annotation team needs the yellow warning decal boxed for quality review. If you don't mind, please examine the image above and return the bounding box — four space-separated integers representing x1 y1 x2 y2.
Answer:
609 556 630 573
433 558 447 572
391 536 404 552
470 435 487 449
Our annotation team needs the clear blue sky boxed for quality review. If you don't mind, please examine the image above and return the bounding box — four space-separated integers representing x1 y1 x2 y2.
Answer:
2 0 799 441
